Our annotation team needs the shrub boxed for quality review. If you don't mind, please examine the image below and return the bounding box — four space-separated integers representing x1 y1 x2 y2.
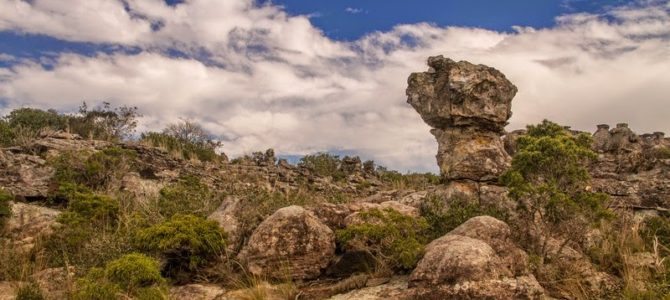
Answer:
652 147 670 160
68 102 141 141
74 253 166 300
299 153 346 181
4 108 66 133
420 195 508 241
58 192 120 227
157 175 218 218
0 189 12 230
336 208 429 272
132 214 226 279
15 282 45 300
51 147 137 192
0 120 14 146
500 120 611 257
640 216 670 255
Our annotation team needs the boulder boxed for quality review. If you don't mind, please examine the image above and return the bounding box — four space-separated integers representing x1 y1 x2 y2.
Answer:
406 56 517 132
237 206 335 280
0 151 54 198
207 196 244 252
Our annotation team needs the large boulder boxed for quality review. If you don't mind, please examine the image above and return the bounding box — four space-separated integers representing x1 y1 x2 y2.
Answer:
407 56 517 132
407 56 516 181
409 216 545 299
237 205 335 280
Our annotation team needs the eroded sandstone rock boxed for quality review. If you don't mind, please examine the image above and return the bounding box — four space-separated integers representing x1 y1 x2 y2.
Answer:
237 205 335 280
6 201 61 251
407 56 516 181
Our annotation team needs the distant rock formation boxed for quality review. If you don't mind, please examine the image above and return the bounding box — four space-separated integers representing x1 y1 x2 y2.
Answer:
407 56 517 182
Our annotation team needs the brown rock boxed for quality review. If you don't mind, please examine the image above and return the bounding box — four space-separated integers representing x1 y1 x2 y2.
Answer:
237 206 335 280
169 284 226 300
6 202 61 251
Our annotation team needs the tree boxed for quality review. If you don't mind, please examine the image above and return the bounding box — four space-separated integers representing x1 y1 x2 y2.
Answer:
501 120 610 259
71 101 141 141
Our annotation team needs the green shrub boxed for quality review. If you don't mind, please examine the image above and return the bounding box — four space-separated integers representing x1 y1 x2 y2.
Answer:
4 108 67 133
0 120 14 146
0 189 12 230
58 192 120 227
15 282 45 300
157 176 218 218
420 195 508 240
641 216 670 255
74 253 166 300
653 147 670 160
299 153 346 181
51 147 137 192
336 208 429 271
132 214 226 278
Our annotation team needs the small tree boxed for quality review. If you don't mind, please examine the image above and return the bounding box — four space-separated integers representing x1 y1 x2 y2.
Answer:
70 102 141 141
501 120 610 259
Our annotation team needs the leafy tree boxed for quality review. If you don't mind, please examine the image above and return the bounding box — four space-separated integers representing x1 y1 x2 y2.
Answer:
501 120 610 258
4 108 66 132
70 102 141 141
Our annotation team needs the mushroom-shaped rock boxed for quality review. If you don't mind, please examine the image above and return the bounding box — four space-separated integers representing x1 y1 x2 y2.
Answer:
407 56 517 132
237 205 335 280
407 56 516 181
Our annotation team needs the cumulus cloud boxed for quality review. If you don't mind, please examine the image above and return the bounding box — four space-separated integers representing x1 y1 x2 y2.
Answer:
0 0 668 172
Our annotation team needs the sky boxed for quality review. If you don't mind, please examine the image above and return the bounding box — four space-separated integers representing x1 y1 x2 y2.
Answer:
0 0 668 172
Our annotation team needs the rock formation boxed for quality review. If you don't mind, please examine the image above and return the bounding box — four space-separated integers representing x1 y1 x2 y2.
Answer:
407 55 517 182
237 205 336 280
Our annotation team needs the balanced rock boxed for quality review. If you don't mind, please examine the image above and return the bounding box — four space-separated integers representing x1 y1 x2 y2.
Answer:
407 56 516 181
237 205 335 280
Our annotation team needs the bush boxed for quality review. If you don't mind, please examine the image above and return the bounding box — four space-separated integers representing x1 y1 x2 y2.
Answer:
68 102 141 141
0 120 14 146
132 214 226 279
336 208 429 272
0 189 12 230
299 153 346 181
420 195 508 241
15 282 45 300
58 192 120 227
652 147 670 160
74 253 166 300
51 147 137 192
4 108 66 133
157 175 218 218
640 216 670 255
500 120 611 257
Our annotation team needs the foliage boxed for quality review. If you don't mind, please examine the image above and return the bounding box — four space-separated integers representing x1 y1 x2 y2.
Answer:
141 131 221 162
0 189 12 230
652 147 670 160
420 195 508 241
299 152 347 181
51 147 137 192
132 214 226 279
74 253 166 300
4 108 66 133
15 282 45 300
58 192 120 227
500 120 611 257
336 208 429 271
157 175 218 218
640 216 670 256
0 120 14 146
376 167 440 189
69 102 141 141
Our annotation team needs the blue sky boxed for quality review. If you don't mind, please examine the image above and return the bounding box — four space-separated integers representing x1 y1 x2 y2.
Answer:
0 0 668 172
268 0 628 40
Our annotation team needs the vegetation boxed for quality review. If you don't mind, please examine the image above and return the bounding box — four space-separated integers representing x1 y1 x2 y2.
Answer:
51 147 137 194
420 195 508 241
501 120 611 258
141 120 222 162
336 208 429 272
299 152 348 181
0 189 11 230
157 175 219 218
15 282 45 300
74 253 166 300
132 214 227 280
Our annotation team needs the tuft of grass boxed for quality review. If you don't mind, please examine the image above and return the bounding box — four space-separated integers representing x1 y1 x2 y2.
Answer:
15 282 45 300
0 189 12 230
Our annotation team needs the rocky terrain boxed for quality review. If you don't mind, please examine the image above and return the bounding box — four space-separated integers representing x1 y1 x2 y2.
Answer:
0 56 669 299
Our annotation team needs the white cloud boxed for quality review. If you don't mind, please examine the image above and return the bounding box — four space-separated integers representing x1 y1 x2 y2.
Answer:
345 7 364 14
0 0 669 172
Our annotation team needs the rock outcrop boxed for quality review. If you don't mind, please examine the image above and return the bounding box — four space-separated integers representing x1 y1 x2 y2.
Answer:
237 205 336 280
409 216 545 299
6 201 61 251
407 56 516 182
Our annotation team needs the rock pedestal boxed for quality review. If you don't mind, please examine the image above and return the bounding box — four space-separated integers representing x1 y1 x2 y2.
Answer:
407 56 517 182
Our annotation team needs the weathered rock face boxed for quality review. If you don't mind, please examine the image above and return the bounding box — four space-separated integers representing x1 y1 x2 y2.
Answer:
169 284 226 300
237 205 336 280
407 56 516 181
409 216 544 299
6 201 61 251
207 196 244 252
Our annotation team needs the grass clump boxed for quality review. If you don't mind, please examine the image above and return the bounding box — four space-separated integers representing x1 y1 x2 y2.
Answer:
0 189 12 230
132 214 226 280
336 208 429 272
74 253 166 300
51 147 137 193
15 282 45 300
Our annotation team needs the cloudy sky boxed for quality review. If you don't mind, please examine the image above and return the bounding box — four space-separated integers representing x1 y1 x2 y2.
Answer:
0 0 668 172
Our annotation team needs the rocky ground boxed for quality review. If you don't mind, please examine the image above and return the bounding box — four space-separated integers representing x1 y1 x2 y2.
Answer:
0 56 669 299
